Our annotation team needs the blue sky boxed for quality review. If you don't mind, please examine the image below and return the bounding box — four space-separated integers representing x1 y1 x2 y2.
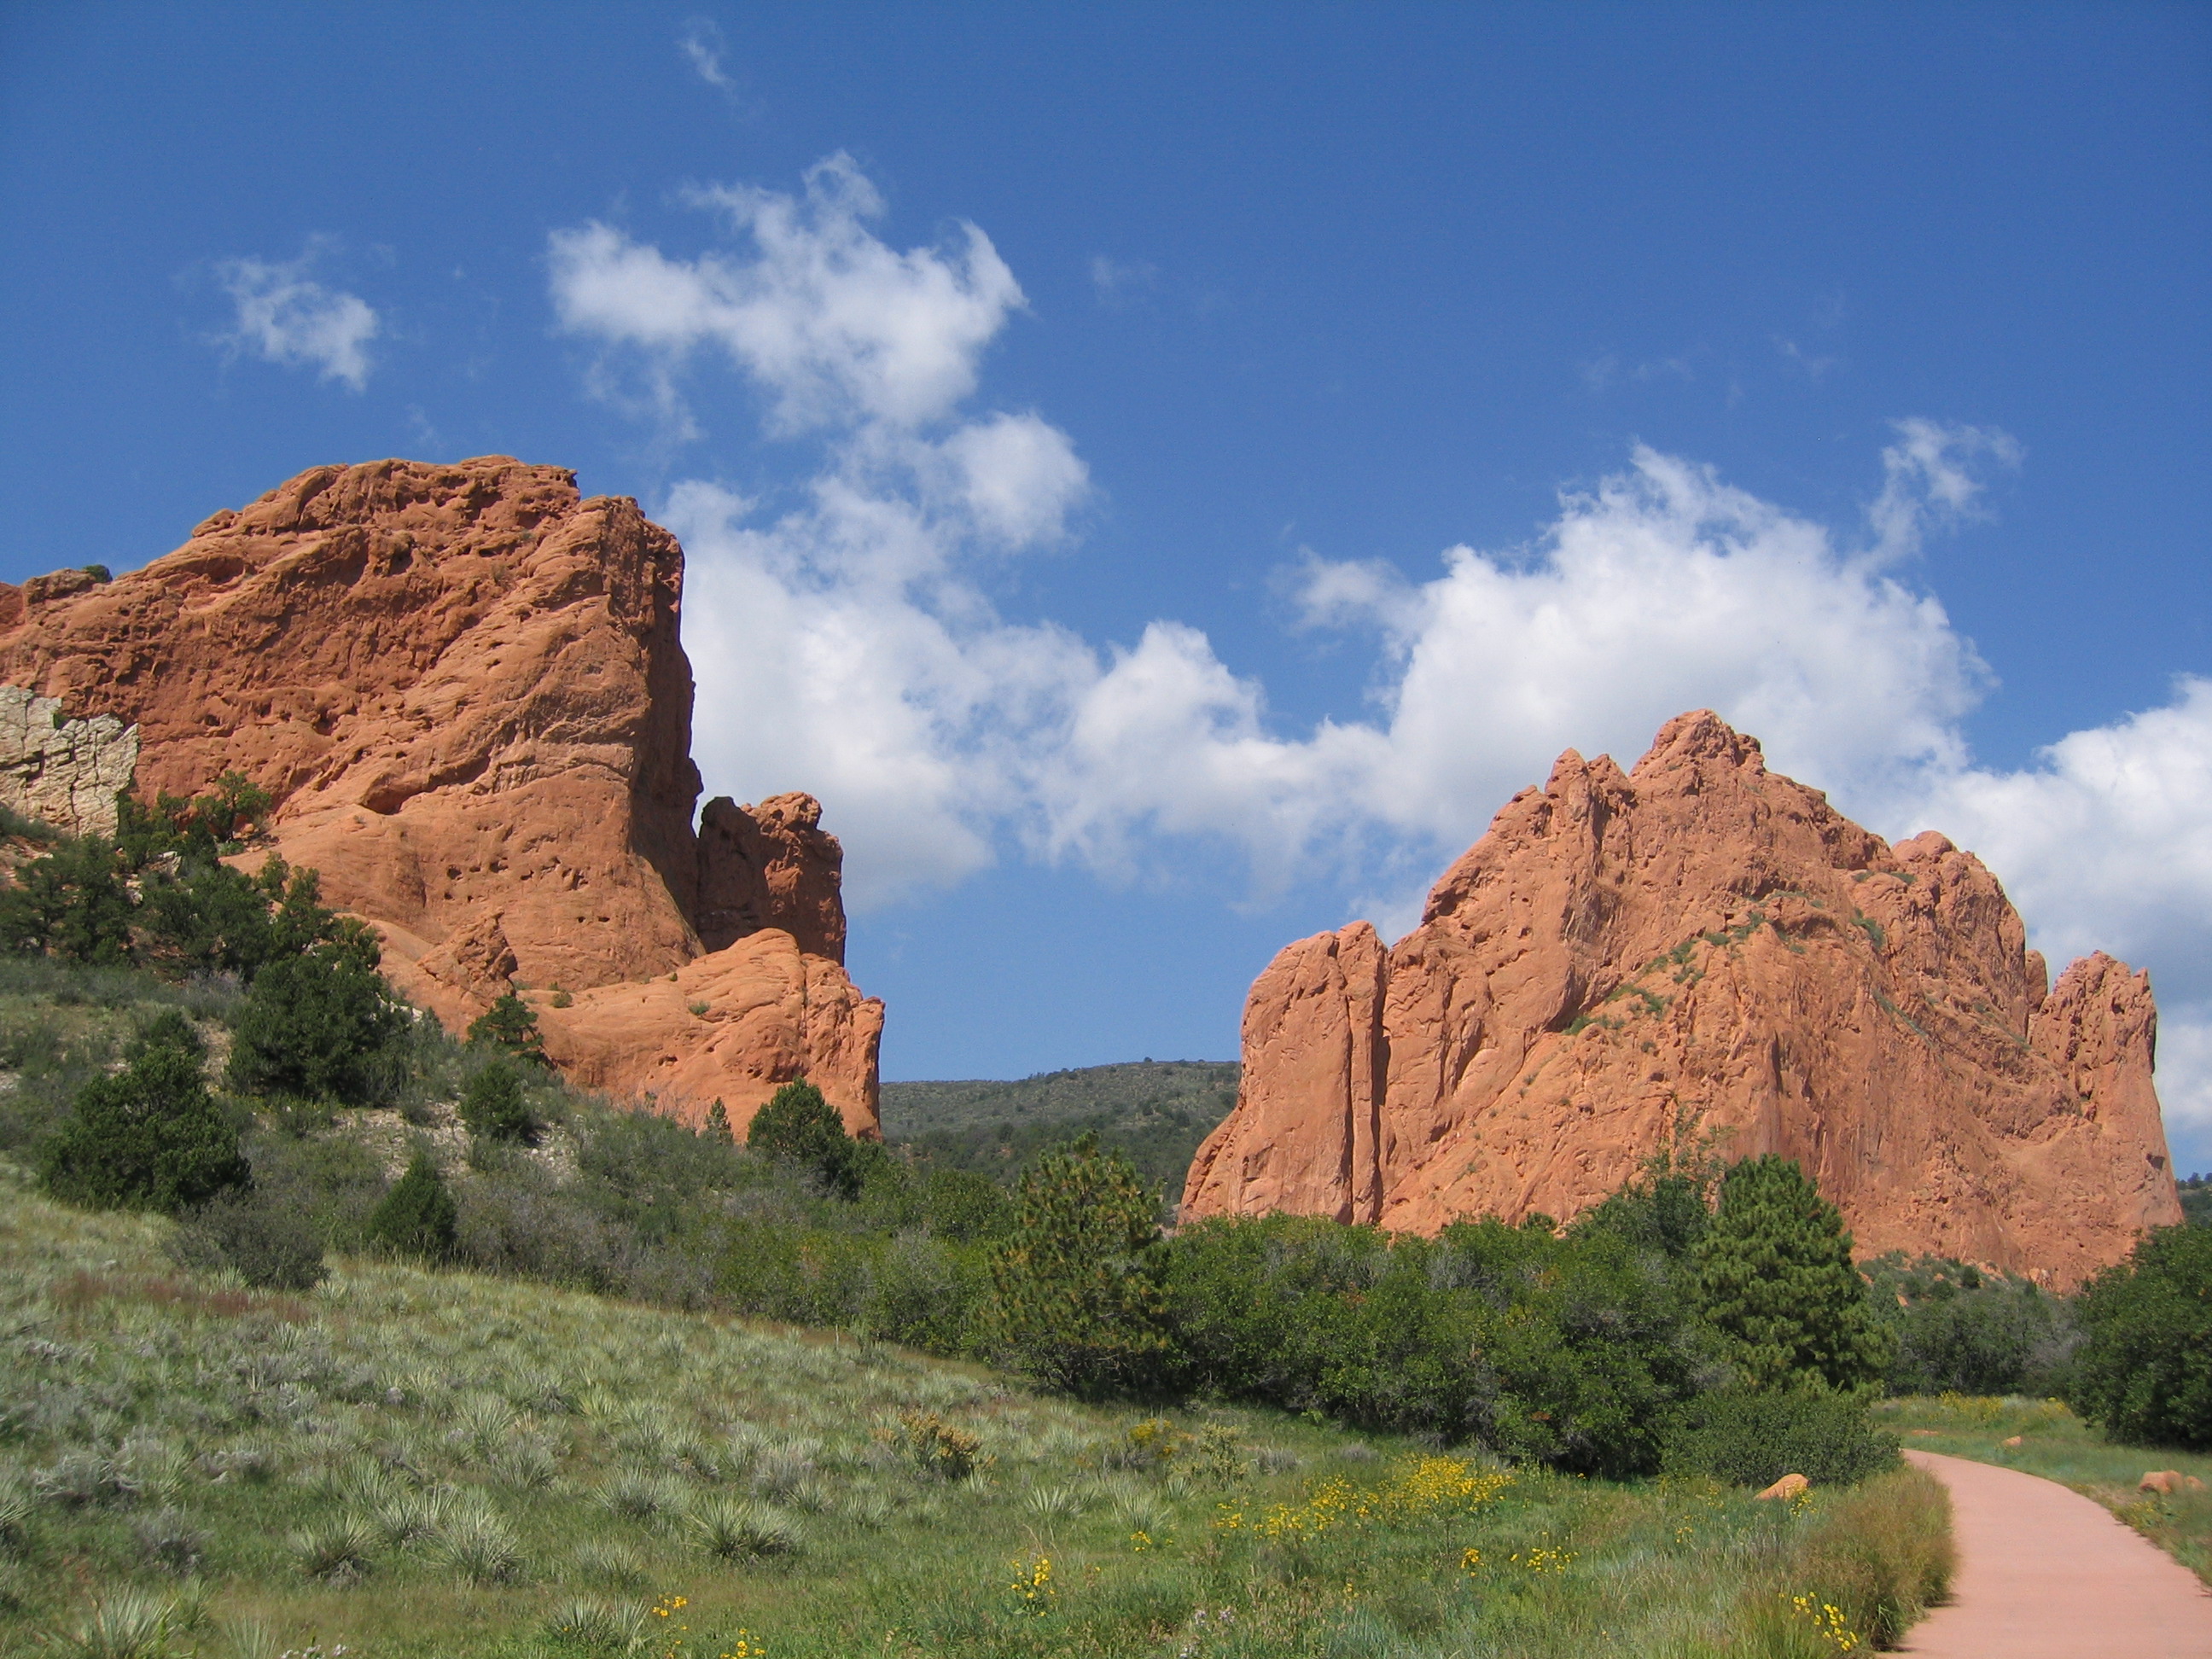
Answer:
4 4 2209 1156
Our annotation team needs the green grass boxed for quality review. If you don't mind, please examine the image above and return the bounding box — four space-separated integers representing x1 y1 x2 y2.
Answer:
1878 1393 2212 1585
0 1171 1952 1658
880 1060 1239 1197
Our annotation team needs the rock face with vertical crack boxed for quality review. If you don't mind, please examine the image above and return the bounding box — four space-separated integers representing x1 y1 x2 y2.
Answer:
0 684 139 837
0 457 880 1135
1183 711 2178 1287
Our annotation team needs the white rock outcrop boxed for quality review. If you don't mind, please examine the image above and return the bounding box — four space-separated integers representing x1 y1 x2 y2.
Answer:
0 684 137 837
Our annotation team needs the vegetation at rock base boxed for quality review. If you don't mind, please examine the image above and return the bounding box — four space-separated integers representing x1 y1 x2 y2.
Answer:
0 1167 1954 1658
364 1150 458 1262
746 1079 877 1199
1863 1252 2077 1398
466 991 547 1067
458 1060 536 1146
2069 1223 2212 1450
986 1135 1172 1397
1696 1155 1893 1393
38 1020 249 1215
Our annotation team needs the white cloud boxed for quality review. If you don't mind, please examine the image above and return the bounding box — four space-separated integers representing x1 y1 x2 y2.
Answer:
678 16 732 89
550 154 1024 437
1868 416 2022 563
212 242 379 389
554 155 2209 1130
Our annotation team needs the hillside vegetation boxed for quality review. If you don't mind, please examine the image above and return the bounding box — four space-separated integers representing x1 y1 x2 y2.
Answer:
0 805 1970 1653
881 1061 1238 1198
1 1173 1955 1659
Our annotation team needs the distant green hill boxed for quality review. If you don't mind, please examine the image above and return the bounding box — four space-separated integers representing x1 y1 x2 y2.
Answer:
880 1058 1239 1198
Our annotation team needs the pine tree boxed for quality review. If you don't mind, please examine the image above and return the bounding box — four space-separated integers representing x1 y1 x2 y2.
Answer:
745 1080 868 1196
986 1134 1172 1396
467 992 548 1066
1694 1155 1891 1391
41 1036 250 1214
367 1150 458 1261
704 1098 734 1144
227 923 406 1104
459 1061 534 1144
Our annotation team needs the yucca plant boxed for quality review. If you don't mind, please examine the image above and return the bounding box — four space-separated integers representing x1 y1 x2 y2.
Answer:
571 1538 651 1590
368 1484 453 1548
335 1455 405 1511
600 1469 680 1524
749 1442 818 1501
539 1596 649 1652
450 1394 519 1461
688 1494 799 1561
429 1499 523 1583
0 1472 32 1557
49 1588 174 1659
491 1437 559 1491
216 1616 281 1659
1022 1483 1084 1521
290 1516 376 1581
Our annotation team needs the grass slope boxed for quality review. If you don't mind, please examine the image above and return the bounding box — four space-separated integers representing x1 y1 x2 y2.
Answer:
0 1173 1952 1659
1878 1394 2212 1585
880 1062 1238 1198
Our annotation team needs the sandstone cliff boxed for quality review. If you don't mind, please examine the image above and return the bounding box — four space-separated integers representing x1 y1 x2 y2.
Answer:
1184 712 2178 1285
0 457 879 1135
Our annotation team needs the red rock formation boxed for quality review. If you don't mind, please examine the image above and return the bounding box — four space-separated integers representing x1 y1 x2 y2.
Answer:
1185 711 2178 1286
696 791 847 960
0 457 879 1135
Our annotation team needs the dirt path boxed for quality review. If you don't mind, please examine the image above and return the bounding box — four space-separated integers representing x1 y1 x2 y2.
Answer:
1902 1449 2212 1656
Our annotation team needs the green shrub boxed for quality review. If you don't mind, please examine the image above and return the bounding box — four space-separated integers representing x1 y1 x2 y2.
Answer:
461 1061 536 1144
2071 1224 2212 1447
1161 1209 1707 1475
468 992 548 1066
367 1151 458 1261
747 1080 866 1198
39 1042 251 1214
0 835 134 963
1695 1155 1891 1391
1660 1387 1899 1487
1865 1253 2070 1395
228 926 407 1105
167 1190 329 1291
985 1135 1171 1396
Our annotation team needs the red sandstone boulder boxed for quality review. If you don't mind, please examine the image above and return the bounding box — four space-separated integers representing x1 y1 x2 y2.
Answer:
1184 711 2179 1288
0 457 880 1135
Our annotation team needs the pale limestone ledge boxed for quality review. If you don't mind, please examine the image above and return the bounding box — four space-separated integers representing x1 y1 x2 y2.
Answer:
0 684 137 838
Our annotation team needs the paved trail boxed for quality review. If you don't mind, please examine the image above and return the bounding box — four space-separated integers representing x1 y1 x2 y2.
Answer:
1901 1450 2212 1657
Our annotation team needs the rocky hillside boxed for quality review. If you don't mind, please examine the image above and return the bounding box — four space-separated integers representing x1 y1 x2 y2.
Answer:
0 457 880 1135
1184 711 2179 1286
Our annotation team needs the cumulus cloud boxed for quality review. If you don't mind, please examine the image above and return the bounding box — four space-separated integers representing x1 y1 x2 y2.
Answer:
212 242 379 389
550 154 1023 437
552 155 2209 1126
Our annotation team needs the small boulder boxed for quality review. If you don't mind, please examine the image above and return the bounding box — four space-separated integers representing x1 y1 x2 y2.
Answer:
2001 1435 2023 1448
1756 1473 1811 1501
2140 1470 2184 1493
